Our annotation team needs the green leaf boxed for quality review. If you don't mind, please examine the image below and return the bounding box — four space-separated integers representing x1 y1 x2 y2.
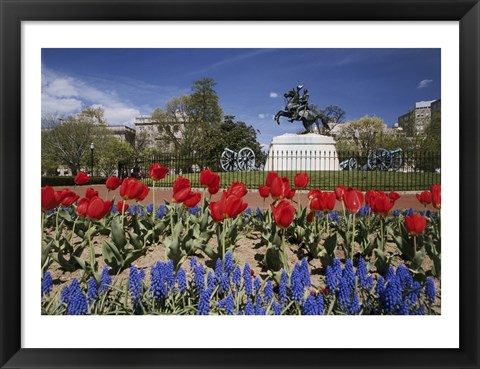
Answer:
323 233 338 256
41 240 52 268
410 247 426 272
111 217 127 250
128 231 143 250
53 252 76 272
264 244 282 272
102 240 124 267
71 255 87 272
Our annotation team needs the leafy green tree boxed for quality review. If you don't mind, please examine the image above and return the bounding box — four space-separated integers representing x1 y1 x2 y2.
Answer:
335 115 386 154
91 135 135 177
189 78 223 127
196 116 265 170
41 111 97 175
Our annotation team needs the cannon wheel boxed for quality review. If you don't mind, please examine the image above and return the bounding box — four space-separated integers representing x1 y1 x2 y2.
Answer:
220 150 237 172
367 148 391 171
347 157 358 171
390 151 403 171
238 147 256 171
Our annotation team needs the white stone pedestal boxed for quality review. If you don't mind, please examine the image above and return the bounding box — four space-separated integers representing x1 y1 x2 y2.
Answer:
265 133 340 171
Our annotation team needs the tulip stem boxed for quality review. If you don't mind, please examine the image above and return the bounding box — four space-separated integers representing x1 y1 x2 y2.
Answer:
169 204 174 236
121 201 126 228
88 220 97 278
152 180 156 223
351 214 356 260
71 215 78 241
55 207 59 235
413 236 417 256
222 222 226 273
281 229 290 275
41 211 45 246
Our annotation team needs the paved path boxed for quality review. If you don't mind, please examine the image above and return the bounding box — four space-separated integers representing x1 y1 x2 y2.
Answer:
57 184 435 212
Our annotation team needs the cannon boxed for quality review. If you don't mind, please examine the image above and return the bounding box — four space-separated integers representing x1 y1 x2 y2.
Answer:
340 148 403 172
220 147 256 172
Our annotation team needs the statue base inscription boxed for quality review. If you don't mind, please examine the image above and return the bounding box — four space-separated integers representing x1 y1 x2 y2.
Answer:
265 133 340 171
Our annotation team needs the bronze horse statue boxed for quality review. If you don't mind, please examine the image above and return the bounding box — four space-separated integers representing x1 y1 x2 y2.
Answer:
274 89 330 133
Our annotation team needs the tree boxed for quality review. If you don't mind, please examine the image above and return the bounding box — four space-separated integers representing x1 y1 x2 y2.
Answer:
132 129 151 159
324 105 346 124
196 116 265 170
189 78 223 127
42 113 97 175
152 95 192 153
92 136 135 176
335 115 385 154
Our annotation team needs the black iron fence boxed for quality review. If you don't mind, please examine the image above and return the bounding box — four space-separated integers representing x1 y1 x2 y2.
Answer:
121 150 440 192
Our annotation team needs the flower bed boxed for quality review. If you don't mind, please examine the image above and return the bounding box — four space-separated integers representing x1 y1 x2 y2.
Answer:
41 168 441 315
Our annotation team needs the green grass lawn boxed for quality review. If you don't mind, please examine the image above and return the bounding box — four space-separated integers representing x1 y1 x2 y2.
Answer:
144 170 440 191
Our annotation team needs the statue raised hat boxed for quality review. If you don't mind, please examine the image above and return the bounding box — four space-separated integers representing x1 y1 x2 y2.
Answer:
274 85 330 134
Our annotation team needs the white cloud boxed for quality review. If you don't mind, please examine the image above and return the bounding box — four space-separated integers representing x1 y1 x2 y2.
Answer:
417 79 433 88
269 92 278 98
258 113 270 119
42 67 140 123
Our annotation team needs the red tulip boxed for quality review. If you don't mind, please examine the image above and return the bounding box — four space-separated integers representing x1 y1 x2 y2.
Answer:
306 211 315 223
172 176 192 203
226 182 248 198
41 186 59 211
389 191 400 201
76 198 90 217
209 191 247 222
430 184 441 210
120 178 145 200
405 213 427 236
74 171 90 185
117 201 129 212
294 172 309 189
149 162 169 181
55 188 79 207
373 192 394 217
258 185 270 198
105 176 122 191
343 188 364 214
209 200 225 222
85 187 99 200
225 194 248 218
265 171 279 187
365 190 377 209
208 184 220 195
416 191 432 206
334 185 346 201
200 169 220 189
323 192 336 211
183 191 202 208
270 176 283 199
86 198 112 221
310 191 335 212
136 184 150 201
271 200 296 229
308 189 321 199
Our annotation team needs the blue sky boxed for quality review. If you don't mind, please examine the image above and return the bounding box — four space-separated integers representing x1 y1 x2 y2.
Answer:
42 48 440 147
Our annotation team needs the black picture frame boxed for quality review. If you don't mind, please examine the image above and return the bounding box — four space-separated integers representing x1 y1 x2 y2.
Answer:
1 1 479 368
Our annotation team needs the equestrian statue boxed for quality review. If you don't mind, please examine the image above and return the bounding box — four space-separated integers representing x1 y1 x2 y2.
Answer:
274 85 331 134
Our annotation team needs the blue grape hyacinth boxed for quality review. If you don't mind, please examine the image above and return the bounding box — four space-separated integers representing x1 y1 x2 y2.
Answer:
129 266 144 311
197 288 212 315
41 271 53 297
65 279 88 315
86 277 98 305
99 266 111 294
425 278 436 305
